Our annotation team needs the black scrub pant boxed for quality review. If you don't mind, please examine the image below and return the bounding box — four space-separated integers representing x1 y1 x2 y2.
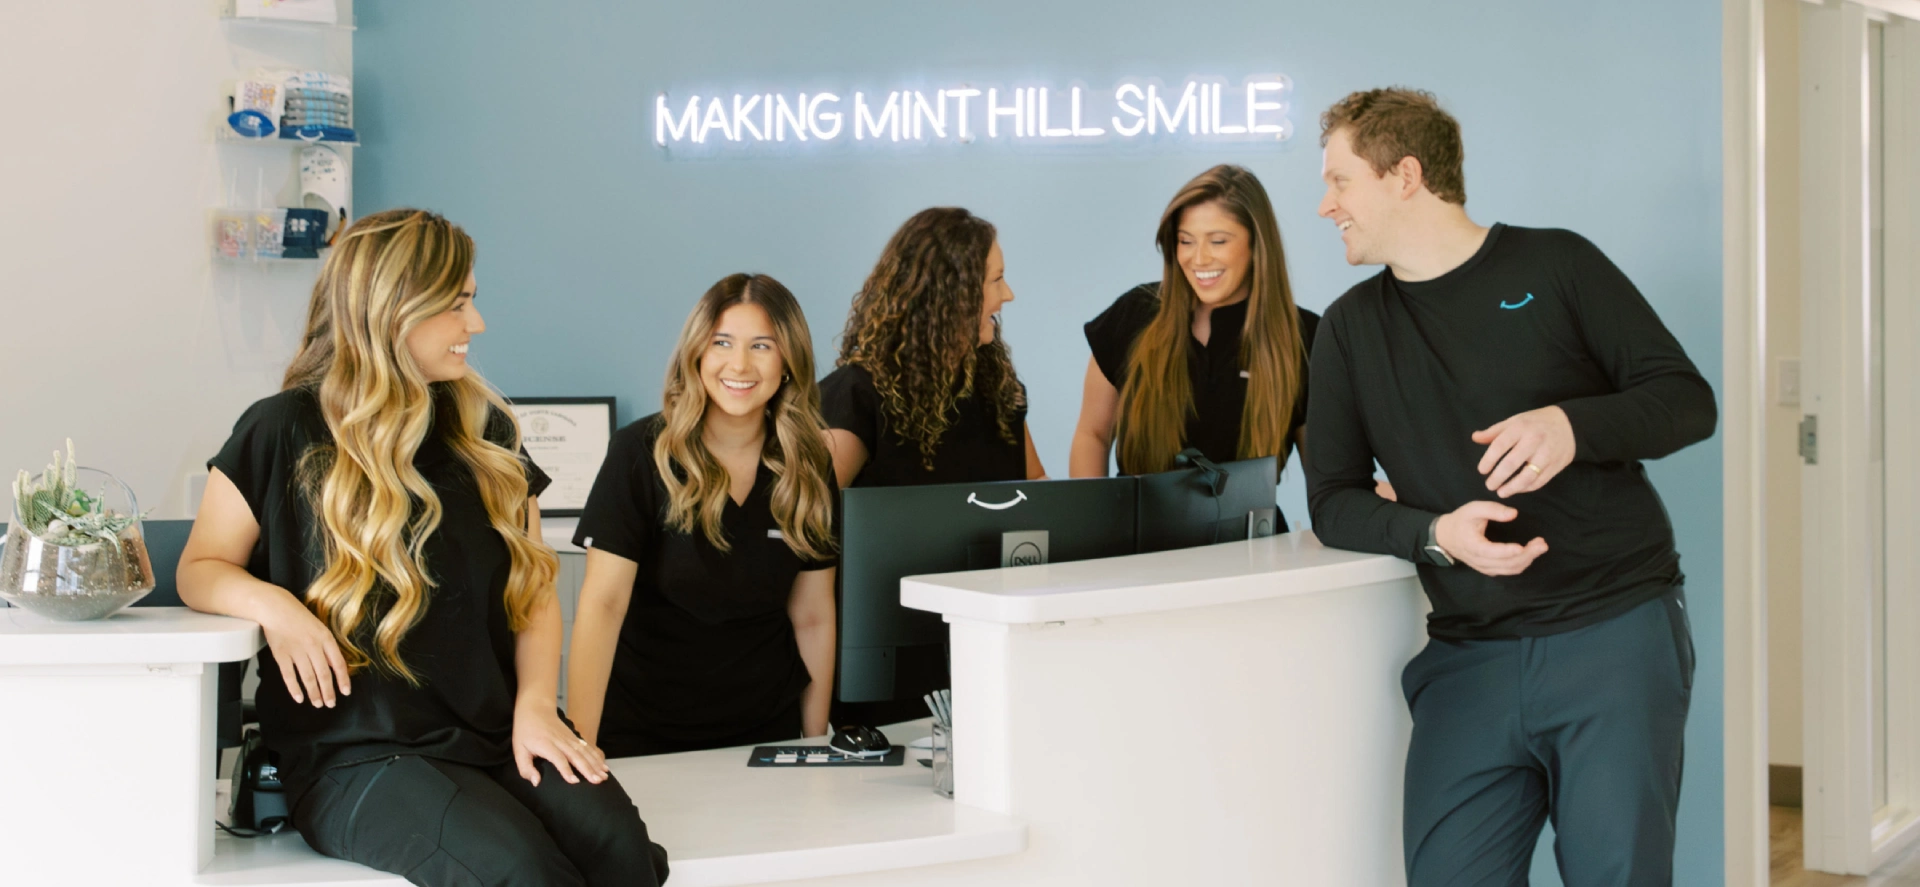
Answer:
1401 589 1693 887
293 754 670 887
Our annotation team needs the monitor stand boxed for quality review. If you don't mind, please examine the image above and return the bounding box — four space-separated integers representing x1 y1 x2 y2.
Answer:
833 642 949 729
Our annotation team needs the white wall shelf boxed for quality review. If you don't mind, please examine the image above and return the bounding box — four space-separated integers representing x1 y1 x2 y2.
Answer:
215 130 357 148
212 0 353 266
212 255 324 266
218 15 354 33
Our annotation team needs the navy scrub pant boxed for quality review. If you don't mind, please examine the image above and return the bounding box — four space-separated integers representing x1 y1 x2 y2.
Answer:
1400 589 1693 887
293 754 670 887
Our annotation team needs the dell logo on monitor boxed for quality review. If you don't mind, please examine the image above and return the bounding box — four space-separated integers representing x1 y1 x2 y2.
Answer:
1001 530 1050 568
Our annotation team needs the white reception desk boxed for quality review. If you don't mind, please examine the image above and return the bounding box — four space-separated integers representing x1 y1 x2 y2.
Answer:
0 532 1423 886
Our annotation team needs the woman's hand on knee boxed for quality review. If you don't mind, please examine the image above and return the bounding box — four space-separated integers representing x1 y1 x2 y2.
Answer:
513 705 609 787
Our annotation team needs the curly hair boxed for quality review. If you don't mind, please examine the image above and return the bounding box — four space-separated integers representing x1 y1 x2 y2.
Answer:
837 207 1025 470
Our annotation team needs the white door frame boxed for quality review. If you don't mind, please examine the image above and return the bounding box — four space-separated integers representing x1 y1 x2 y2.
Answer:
1722 0 1769 882
1797 2 1876 871
1799 2 1920 874
1725 1 1920 882
1884 11 1920 864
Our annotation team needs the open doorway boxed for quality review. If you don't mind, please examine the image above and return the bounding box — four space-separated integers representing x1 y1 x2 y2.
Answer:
1732 0 1920 883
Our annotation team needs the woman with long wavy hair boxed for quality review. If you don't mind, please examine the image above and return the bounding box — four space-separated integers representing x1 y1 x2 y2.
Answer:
178 209 668 887
566 274 840 756
822 206 1046 490
1070 165 1318 523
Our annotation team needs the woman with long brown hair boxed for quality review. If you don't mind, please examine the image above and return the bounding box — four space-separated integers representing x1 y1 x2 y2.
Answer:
822 206 1046 489
566 274 839 756
179 209 667 886
1071 165 1318 523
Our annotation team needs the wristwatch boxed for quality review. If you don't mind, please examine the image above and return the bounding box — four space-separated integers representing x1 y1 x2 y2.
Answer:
1422 516 1455 567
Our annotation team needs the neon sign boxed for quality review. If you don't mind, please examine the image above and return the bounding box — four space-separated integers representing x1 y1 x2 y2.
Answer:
653 76 1292 150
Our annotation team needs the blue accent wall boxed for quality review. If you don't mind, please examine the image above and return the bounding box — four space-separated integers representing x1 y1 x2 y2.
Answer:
358 2 1724 881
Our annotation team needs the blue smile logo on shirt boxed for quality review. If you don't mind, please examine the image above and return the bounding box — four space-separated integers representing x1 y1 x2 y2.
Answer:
1500 293 1535 310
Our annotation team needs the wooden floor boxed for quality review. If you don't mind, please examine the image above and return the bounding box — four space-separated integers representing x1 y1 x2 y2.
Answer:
1774 807 1920 885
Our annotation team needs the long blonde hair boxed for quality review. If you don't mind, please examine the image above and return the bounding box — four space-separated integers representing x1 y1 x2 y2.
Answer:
282 209 558 683
656 273 836 561
1116 165 1306 475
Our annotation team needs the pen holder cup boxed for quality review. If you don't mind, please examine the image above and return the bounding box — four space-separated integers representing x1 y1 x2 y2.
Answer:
931 722 953 799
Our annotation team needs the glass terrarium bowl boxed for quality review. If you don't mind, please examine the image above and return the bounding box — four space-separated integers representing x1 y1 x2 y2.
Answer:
0 467 155 620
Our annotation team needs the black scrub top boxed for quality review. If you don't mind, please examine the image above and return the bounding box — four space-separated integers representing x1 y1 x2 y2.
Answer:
819 363 1027 488
1084 282 1320 474
572 414 837 754
209 385 551 807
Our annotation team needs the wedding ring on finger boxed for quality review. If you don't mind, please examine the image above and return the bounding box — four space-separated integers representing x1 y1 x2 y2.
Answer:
1525 463 1544 475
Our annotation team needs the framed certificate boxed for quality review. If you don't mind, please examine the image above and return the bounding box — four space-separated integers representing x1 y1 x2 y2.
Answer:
508 397 616 517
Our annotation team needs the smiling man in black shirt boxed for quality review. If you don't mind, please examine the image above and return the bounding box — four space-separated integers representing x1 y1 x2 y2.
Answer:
1304 89 1716 885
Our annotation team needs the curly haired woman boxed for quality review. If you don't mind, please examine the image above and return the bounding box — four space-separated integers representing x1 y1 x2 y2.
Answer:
821 206 1046 489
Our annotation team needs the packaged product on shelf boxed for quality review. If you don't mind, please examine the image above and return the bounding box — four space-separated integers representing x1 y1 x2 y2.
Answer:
226 110 275 139
281 124 356 143
283 110 352 126
234 79 282 116
287 86 351 101
283 71 352 97
212 209 251 260
252 208 287 259
285 96 350 113
226 79 285 138
260 70 354 140
282 208 329 259
299 144 349 236
258 70 352 98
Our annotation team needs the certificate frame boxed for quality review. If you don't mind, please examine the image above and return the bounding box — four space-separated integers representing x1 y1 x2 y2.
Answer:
507 396 617 518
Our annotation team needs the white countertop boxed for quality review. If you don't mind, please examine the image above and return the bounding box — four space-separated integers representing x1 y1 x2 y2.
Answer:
0 606 261 665
901 531 1417 624
198 722 1023 886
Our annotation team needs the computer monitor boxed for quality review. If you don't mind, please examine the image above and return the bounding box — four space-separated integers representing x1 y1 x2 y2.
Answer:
1135 453 1281 553
837 476 1137 703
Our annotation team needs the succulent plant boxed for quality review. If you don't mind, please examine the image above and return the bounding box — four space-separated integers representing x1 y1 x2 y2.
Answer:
12 440 141 547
